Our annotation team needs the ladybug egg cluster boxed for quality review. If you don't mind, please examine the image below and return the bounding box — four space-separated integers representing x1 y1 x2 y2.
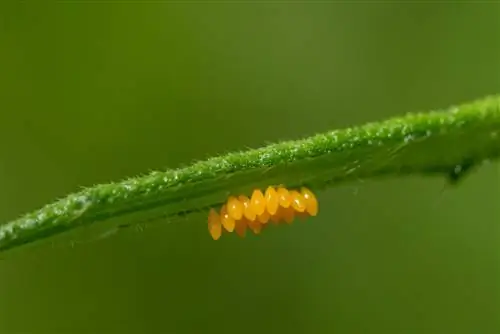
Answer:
207 186 318 240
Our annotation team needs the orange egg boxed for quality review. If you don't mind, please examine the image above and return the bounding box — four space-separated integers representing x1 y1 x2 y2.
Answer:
301 187 318 216
289 190 306 212
226 196 243 220
238 195 256 221
264 186 279 215
247 219 263 234
276 187 291 208
208 208 222 240
250 189 266 215
235 217 248 238
257 210 270 224
220 205 235 232
269 206 282 224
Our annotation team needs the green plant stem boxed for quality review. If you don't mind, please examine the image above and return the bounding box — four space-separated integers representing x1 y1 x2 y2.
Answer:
1 95 500 252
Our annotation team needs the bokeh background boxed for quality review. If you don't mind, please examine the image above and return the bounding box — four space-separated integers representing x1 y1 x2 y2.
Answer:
0 2 499 333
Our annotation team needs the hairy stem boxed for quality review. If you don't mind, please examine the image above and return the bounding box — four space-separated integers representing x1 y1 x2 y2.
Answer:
1 95 499 252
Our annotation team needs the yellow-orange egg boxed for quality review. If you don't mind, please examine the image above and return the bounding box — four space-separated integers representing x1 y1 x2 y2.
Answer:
257 210 270 224
276 187 291 208
247 219 263 234
250 189 266 216
270 206 282 224
220 205 235 232
208 208 222 240
300 187 318 216
227 196 243 220
289 190 306 213
235 217 247 238
264 186 279 215
238 195 256 221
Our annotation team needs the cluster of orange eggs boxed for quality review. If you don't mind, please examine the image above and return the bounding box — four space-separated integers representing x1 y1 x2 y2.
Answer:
207 186 318 240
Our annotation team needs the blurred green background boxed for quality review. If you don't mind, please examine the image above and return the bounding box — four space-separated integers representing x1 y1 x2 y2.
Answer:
0 3 499 333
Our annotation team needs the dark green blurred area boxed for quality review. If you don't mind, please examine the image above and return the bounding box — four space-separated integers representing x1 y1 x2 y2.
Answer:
0 3 499 333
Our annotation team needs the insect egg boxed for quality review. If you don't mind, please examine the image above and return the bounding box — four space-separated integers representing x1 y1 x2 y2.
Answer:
276 187 291 208
250 189 266 215
257 210 270 224
281 206 295 224
289 190 306 213
238 195 256 221
235 217 248 237
208 208 222 240
226 196 243 220
247 219 263 234
269 206 283 224
264 186 279 215
300 187 318 216
220 205 235 232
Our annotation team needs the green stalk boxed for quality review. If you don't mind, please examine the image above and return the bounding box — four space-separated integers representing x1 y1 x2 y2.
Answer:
1 95 499 252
